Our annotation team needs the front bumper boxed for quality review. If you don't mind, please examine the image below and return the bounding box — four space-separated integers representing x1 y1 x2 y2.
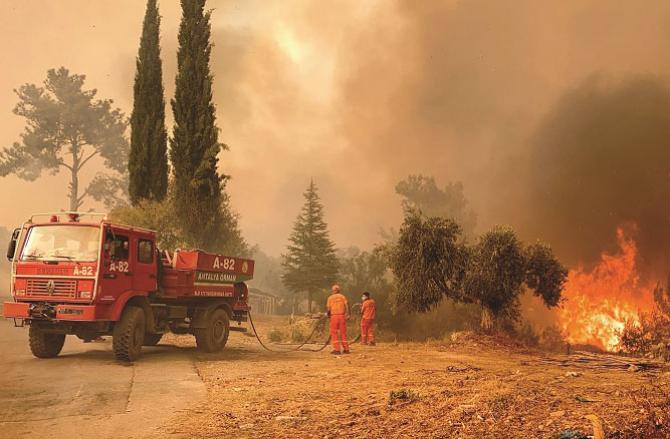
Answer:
3 301 97 321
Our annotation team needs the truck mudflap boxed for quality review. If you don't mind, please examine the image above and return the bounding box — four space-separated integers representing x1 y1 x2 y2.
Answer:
2 302 97 321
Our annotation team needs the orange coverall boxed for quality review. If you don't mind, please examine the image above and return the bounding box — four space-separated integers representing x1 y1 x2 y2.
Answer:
327 293 349 352
360 298 376 344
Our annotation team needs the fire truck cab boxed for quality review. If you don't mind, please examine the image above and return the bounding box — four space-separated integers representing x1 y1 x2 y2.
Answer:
3 212 254 362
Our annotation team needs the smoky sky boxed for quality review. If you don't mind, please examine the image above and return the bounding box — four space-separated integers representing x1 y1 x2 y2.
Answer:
528 76 670 276
1 0 670 265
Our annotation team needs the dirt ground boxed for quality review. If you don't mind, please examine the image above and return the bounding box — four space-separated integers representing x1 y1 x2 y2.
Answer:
162 315 670 439
0 317 205 439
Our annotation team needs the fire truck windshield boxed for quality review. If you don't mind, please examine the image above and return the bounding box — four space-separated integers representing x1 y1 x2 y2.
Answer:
20 225 101 262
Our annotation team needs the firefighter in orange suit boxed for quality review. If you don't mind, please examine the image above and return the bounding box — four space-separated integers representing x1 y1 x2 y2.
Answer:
326 284 350 354
360 291 376 345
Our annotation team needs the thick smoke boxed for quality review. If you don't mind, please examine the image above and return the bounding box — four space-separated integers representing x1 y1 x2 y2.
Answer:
528 76 670 276
3 0 670 260
334 0 670 272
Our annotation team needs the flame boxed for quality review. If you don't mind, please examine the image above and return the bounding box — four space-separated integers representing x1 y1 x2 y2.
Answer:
558 227 655 351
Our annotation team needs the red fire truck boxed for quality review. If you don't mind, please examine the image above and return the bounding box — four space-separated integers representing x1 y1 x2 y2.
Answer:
2 212 254 362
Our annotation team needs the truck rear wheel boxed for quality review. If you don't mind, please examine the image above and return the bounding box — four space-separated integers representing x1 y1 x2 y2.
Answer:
113 306 146 362
194 309 230 353
29 326 65 358
143 333 163 346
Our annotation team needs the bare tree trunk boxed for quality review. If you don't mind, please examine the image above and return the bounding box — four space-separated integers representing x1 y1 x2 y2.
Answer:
480 307 493 333
69 169 79 211
307 290 313 314
68 142 80 211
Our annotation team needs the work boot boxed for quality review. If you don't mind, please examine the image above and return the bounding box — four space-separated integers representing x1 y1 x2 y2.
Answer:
343 350 351 354
330 350 341 355
369 341 376 346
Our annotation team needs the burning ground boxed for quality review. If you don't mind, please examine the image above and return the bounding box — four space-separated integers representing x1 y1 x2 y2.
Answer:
161 316 670 439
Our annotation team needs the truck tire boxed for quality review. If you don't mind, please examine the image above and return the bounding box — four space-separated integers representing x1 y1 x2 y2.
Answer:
29 326 65 358
194 308 230 353
113 306 146 362
143 333 163 346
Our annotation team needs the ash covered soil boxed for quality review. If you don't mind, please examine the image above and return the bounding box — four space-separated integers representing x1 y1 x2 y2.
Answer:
164 315 670 439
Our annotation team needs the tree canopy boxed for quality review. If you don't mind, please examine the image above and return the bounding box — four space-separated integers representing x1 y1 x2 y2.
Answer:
282 180 339 312
390 211 567 328
170 0 228 250
396 175 477 237
463 227 529 326
390 212 469 313
129 0 168 204
0 67 128 210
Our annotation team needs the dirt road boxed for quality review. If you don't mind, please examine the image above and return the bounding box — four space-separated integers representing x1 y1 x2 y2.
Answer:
0 318 205 438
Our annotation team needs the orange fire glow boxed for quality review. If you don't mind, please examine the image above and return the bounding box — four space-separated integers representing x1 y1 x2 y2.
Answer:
558 228 655 351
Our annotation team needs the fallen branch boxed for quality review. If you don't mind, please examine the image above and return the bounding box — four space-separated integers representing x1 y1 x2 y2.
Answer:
536 351 665 371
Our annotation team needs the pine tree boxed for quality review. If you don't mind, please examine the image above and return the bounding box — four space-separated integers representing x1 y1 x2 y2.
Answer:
282 180 339 312
170 0 226 250
0 67 128 211
129 0 168 204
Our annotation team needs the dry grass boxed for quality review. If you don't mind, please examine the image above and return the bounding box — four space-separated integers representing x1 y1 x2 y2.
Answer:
161 316 670 438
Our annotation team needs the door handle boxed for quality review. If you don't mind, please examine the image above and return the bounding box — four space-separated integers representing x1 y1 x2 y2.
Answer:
124 272 133 276
104 273 117 279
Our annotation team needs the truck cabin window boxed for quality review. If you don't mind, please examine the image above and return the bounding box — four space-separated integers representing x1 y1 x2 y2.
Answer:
138 239 153 264
105 234 129 261
20 225 100 262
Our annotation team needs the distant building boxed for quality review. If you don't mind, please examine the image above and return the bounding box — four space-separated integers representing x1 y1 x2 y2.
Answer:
248 288 280 315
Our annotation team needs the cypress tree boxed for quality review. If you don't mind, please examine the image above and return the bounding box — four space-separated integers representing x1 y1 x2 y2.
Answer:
170 0 226 250
282 180 339 312
129 0 168 204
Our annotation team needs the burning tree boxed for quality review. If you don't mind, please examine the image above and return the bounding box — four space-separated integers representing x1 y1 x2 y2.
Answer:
390 212 567 330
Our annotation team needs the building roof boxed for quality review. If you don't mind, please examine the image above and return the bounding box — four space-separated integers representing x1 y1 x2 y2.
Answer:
248 287 279 299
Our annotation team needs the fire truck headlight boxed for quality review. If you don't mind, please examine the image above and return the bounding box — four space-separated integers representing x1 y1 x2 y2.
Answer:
15 289 25 296
79 291 92 299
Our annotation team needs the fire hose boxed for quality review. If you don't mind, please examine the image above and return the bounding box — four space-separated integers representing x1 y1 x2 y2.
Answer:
247 311 361 353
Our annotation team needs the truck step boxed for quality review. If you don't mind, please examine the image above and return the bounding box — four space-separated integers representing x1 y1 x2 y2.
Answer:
229 327 247 333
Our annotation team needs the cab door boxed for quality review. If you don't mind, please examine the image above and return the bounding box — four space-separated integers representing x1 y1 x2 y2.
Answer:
99 226 132 301
132 233 157 293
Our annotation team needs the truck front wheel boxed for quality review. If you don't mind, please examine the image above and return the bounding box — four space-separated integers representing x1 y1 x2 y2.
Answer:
194 309 230 353
113 306 146 362
29 326 65 358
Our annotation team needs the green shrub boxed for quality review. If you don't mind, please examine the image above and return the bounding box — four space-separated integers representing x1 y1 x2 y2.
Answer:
291 326 307 343
268 328 284 343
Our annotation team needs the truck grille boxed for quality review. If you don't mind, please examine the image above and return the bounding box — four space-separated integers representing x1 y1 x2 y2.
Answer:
26 279 77 298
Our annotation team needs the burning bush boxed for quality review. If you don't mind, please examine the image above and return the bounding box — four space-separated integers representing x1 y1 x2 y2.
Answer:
558 227 656 352
617 282 670 358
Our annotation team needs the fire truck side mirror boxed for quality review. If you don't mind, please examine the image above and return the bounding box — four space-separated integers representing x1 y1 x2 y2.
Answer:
6 228 20 262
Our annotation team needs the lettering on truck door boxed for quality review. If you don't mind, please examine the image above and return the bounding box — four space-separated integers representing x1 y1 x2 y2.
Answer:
99 227 132 302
